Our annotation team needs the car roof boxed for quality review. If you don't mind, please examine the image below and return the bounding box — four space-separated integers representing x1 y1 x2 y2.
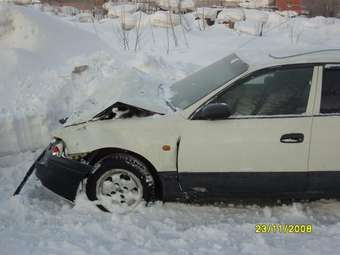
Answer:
239 49 340 70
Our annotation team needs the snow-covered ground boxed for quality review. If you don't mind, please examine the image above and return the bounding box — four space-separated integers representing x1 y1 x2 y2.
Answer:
2 152 340 255
1 3 340 254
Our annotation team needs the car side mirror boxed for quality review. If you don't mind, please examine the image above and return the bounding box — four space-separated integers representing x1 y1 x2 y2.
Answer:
194 103 232 120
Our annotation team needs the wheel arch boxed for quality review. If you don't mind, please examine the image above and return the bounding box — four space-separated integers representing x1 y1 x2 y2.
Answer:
85 147 163 201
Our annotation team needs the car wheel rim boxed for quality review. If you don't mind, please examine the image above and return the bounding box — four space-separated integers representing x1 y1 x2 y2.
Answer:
96 169 143 212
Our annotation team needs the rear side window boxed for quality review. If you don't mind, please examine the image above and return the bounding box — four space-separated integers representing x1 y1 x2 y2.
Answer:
320 66 340 114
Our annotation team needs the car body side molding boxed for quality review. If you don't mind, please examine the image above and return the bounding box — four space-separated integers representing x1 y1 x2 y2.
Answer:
159 171 340 202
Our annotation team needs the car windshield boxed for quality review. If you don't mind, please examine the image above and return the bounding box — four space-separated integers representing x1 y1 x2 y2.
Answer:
169 54 249 110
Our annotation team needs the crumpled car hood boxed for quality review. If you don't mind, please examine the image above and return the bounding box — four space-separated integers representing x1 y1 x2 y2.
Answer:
92 101 163 121
61 63 176 126
64 98 170 126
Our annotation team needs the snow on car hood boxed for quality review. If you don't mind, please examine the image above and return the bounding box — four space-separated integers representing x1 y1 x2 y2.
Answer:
65 68 172 125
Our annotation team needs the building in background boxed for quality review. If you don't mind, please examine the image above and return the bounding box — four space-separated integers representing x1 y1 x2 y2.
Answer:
41 0 106 10
276 0 301 13
301 0 340 17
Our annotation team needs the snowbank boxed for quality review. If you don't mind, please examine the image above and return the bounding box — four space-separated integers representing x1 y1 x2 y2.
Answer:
157 0 195 12
216 8 245 23
120 13 137 30
104 3 136 19
0 7 39 50
265 11 287 28
0 4 184 155
150 11 180 28
0 4 110 154
57 5 80 17
235 20 264 35
77 13 93 23
195 7 221 20
244 9 269 23
0 5 106 59
0 4 14 38
216 9 269 35
277 10 299 18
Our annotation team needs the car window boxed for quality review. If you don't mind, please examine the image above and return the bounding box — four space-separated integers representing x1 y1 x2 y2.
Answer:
212 66 314 116
320 66 340 114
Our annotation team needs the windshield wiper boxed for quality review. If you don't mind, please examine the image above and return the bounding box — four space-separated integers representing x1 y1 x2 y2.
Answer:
164 98 177 112
158 84 176 112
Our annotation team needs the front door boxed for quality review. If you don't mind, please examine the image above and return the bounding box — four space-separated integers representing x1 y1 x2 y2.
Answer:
178 65 318 198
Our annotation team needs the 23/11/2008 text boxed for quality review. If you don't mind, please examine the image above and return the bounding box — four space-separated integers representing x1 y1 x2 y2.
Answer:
255 224 312 233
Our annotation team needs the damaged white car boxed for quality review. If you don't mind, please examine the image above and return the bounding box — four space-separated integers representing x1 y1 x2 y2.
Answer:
17 51 340 212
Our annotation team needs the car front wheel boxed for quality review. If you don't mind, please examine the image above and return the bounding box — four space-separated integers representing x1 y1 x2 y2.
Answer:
86 153 156 213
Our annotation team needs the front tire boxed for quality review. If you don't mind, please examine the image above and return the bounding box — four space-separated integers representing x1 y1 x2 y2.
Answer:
86 153 156 212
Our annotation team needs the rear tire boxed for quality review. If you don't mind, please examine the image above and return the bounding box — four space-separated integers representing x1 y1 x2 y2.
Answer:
86 153 156 212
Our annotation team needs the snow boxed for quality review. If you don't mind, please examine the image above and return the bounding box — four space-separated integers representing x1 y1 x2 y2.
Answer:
0 0 32 3
1 3 340 155
1 3 340 156
77 12 94 23
244 9 269 23
236 20 264 36
2 152 340 255
103 3 136 19
0 4 110 155
195 7 221 20
57 6 80 17
276 10 299 18
0 4 14 37
216 8 245 23
150 11 180 28
156 0 195 11
1 3 340 253
217 9 270 26
120 13 137 30
240 0 272 8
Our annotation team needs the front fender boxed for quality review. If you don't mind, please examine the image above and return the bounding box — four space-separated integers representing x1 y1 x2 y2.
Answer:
52 118 181 172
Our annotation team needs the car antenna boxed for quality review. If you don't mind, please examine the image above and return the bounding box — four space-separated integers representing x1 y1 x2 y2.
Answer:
269 49 340 59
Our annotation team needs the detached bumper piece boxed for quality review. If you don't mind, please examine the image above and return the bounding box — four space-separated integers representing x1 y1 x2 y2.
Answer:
35 152 93 202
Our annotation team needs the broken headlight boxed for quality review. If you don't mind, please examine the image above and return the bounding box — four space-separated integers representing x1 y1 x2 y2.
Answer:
50 139 66 157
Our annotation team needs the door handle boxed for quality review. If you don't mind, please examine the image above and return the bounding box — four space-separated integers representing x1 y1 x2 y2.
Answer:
280 133 304 144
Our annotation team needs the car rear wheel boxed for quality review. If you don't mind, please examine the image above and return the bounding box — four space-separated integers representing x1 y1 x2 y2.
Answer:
86 153 156 213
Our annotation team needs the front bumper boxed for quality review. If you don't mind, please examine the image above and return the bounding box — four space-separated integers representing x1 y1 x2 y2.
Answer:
35 150 93 202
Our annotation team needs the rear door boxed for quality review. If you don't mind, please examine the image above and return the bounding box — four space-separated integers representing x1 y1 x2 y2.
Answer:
309 65 340 194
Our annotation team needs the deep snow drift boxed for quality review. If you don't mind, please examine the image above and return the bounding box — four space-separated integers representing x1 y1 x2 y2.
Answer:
1 4 340 155
0 4 185 155
0 4 108 154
